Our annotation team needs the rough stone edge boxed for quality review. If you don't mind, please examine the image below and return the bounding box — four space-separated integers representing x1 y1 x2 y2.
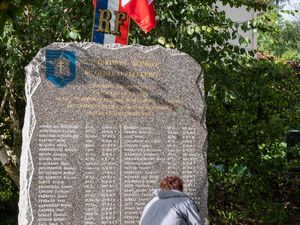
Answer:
19 50 42 225
44 42 187 56
195 67 208 223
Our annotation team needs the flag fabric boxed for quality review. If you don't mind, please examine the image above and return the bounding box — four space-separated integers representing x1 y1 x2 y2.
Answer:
92 0 96 8
92 0 130 44
121 0 155 33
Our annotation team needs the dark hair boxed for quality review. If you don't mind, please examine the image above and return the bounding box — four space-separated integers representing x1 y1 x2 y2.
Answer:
159 176 183 192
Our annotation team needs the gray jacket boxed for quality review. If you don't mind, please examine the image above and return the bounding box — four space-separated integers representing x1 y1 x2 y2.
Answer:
139 189 203 225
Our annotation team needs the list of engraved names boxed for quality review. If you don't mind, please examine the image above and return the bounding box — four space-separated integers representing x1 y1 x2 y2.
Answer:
36 123 200 224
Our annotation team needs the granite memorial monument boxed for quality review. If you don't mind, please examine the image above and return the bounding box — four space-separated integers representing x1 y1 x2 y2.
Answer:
19 43 207 225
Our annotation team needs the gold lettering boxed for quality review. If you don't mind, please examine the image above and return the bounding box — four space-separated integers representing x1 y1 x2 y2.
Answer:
97 9 111 33
112 11 127 35
132 60 159 67
84 69 93 75
128 71 156 77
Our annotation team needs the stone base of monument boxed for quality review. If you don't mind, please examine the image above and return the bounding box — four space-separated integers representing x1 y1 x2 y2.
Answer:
19 43 208 225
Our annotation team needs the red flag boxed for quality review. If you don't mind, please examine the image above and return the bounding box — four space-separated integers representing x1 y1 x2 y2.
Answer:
92 0 96 8
121 0 155 33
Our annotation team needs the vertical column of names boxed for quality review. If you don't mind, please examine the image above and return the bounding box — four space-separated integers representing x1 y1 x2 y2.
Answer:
99 125 119 225
166 126 180 175
182 126 199 199
122 125 160 225
37 124 79 225
84 124 100 225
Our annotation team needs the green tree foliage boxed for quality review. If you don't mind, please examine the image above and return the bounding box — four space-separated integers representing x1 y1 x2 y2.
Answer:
259 19 300 61
258 3 300 62
207 59 300 224
1 0 299 224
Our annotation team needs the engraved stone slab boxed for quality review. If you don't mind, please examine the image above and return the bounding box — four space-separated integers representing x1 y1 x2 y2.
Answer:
19 43 207 225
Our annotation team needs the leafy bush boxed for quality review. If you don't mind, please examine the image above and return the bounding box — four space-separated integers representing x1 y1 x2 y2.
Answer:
207 58 300 224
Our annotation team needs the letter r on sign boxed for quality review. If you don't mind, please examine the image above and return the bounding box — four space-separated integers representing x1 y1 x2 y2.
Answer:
97 9 112 33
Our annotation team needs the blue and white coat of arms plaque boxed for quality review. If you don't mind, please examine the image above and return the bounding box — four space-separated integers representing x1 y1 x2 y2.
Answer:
45 50 76 88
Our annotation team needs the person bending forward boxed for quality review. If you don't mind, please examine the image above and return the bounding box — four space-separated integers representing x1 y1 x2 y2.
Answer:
139 176 203 225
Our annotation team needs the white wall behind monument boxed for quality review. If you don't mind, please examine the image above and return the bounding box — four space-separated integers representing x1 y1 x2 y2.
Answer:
216 1 258 50
19 43 208 225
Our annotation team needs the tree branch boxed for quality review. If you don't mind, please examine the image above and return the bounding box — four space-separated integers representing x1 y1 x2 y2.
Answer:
0 139 10 166
7 76 22 163
0 138 19 189
0 87 9 117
